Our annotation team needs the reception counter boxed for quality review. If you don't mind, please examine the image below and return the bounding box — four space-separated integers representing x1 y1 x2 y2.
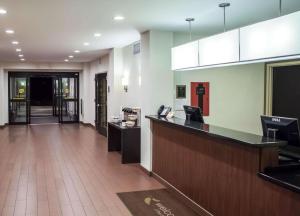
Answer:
146 115 300 216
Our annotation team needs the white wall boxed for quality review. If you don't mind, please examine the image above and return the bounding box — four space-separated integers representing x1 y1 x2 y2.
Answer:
119 42 142 108
174 63 265 135
81 55 110 125
0 61 83 71
80 50 124 126
140 30 174 170
173 32 206 47
0 61 83 126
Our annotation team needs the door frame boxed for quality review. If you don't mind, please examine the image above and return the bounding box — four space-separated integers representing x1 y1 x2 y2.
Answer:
59 74 80 123
8 73 30 124
7 71 80 125
95 72 108 136
265 60 300 116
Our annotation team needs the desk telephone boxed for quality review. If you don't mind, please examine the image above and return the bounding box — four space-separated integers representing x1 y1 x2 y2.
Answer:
157 105 172 117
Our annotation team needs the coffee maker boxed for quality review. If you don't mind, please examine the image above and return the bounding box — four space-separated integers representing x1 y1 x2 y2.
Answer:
122 107 141 126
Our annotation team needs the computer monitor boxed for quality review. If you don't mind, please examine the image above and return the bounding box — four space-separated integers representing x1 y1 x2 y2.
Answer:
261 115 300 159
183 105 204 123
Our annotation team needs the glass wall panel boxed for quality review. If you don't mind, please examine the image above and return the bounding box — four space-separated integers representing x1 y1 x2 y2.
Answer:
9 76 28 124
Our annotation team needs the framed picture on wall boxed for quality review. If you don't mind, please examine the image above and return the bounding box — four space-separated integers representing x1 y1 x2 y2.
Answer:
176 85 186 99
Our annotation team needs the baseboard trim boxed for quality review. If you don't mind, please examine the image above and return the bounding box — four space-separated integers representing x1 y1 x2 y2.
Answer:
0 123 8 128
152 172 213 216
138 165 152 176
80 122 95 128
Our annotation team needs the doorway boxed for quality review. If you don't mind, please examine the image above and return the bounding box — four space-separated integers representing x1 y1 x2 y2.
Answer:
272 65 300 120
95 73 107 136
265 60 300 116
8 72 80 125
30 76 58 124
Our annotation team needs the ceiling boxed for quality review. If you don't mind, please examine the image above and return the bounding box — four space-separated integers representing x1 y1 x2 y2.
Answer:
0 0 300 63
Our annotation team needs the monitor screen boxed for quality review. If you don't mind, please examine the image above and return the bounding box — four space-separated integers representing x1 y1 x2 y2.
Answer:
183 105 204 123
261 115 300 147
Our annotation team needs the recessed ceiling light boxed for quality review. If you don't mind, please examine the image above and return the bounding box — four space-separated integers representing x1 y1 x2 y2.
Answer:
5 29 14 34
12 41 19 45
83 42 90 46
94 33 102 37
68 55 74 58
0 9 7 15
18 54 24 57
64 59 69 62
114 15 125 21
20 58 25 61
16 48 22 52
74 50 80 53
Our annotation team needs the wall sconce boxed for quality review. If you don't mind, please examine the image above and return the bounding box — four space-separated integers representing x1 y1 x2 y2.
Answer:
122 76 129 92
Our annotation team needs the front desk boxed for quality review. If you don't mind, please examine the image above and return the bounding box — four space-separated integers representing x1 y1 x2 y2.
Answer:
146 115 300 216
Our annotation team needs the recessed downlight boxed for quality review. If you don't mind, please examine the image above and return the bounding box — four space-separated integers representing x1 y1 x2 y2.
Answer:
0 9 7 15
12 41 19 45
68 55 74 58
64 59 69 62
114 15 125 21
20 58 25 61
74 50 80 53
5 29 14 34
18 54 24 57
94 33 102 37
83 42 90 46
16 48 22 52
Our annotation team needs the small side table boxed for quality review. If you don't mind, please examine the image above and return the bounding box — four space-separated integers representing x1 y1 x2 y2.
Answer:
108 122 141 164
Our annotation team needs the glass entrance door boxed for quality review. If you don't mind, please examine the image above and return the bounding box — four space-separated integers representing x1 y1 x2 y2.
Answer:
9 75 29 124
59 75 79 123
53 77 60 117
8 72 79 125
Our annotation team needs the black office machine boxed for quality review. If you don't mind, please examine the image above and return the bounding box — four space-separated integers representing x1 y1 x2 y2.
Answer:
184 105 204 123
122 107 141 126
261 115 300 161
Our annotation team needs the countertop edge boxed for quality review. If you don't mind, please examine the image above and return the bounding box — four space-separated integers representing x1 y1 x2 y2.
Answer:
108 122 141 130
258 172 300 194
146 115 287 148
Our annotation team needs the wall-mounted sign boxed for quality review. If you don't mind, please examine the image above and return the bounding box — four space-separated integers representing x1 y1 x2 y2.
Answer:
191 82 209 116
176 85 186 99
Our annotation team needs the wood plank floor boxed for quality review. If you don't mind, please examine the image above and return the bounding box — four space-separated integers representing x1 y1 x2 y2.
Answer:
0 124 163 216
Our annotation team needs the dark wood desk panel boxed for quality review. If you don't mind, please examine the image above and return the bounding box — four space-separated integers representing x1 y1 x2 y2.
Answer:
108 122 140 164
150 119 300 216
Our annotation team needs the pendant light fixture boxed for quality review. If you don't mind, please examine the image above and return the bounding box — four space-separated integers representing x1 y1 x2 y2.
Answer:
219 2 230 32
185 18 195 41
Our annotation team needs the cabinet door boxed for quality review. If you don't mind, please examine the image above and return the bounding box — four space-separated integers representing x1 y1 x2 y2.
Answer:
240 11 300 61
172 41 199 70
199 29 240 66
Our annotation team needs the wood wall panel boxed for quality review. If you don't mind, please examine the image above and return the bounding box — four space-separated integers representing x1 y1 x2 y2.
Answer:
151 121 300 216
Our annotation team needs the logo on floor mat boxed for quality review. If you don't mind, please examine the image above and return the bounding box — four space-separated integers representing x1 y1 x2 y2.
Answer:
144 197 160 205
144 196 175 216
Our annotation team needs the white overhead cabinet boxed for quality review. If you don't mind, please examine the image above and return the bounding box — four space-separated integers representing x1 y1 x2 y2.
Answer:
240 11 300 61
198 29 240 66
171 41 199 70
172 11 300 71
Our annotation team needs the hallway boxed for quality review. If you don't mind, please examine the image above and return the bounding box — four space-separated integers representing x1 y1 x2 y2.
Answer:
0 124 163 216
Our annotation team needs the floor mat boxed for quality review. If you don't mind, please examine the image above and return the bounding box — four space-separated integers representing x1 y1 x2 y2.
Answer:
117 189 200 216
